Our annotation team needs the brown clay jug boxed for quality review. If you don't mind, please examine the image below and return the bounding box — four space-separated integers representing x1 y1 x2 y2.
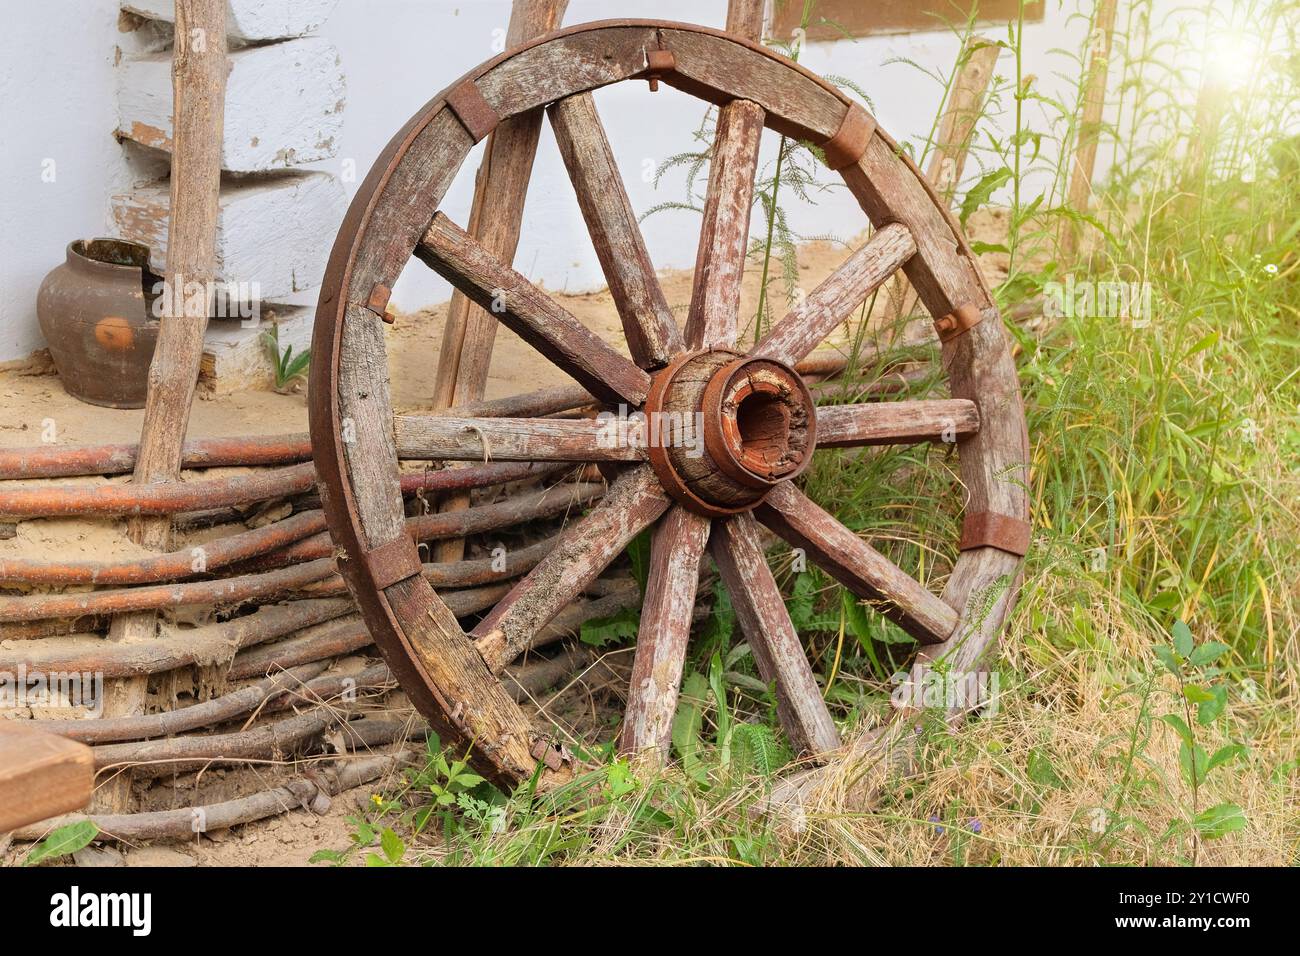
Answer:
37 238 162 408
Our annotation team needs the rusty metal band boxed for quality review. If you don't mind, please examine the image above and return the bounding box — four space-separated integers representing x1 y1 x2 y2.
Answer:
934 303 983 343
356 536 425 590
822 103 876 171
446 80 500 143
959 511 1031 557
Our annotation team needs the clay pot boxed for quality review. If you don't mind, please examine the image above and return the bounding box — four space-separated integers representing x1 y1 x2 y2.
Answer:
37 238 162 408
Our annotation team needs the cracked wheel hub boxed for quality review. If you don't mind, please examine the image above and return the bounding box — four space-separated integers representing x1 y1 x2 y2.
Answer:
643 350 817 517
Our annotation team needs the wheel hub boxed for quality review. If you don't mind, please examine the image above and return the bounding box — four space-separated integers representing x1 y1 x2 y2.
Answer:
643 350 817 517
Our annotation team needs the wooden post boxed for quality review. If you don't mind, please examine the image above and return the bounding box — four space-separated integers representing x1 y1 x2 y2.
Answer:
429 0 569 564
1059 0 1119 259
96 0 227 813
882 36 999 324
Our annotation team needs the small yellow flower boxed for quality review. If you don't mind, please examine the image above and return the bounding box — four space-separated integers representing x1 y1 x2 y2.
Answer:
370 793 384 806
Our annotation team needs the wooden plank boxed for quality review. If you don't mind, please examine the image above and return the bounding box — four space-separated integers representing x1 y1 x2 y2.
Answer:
549 92 682 368
417 214 652 406
755 482 958 644
926 38 1001 201
394 415 645 462
0 725 95 832
620 506 711 761
814 398 979 447
117 36 344 172
684 99 765 350
749 222 914 365
112 172 347 301
98 0 227 815
473 466 669 674
710 513 840 755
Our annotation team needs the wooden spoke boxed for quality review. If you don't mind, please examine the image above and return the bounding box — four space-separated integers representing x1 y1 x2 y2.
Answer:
749 222 915 366
418 213 652 406
549 93 683 368
473 465 669 673
394 415 643 462
816 398 979 447
711 513 840 756
755 482 958 644
619 506 711 761
684 99 765 351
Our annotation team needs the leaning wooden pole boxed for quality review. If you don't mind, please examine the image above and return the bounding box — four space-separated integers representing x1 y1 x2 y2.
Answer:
430 0 569 564
96 0 227 813
883 35 999 323
1059 0 1118 260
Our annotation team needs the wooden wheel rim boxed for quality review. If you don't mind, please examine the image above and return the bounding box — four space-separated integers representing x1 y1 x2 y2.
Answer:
309 19 1030 790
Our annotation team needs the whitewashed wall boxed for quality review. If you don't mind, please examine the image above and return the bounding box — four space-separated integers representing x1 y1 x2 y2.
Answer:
1 0 1115 362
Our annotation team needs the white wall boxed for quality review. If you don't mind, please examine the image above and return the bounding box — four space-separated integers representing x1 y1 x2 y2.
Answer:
0 0 1098 362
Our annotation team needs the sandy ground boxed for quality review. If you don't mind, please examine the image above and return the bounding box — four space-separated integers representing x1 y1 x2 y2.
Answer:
2 212 1008 866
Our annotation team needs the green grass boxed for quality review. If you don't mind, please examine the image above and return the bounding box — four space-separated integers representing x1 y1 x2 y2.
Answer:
318 0 1300 866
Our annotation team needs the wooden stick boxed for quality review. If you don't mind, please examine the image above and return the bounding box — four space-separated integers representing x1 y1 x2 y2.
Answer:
429 0 569 565
0 459 556 519
99 0 228 813
1060 0 1118 259
0 599 352 677
0 433 312 481
12 751 411 843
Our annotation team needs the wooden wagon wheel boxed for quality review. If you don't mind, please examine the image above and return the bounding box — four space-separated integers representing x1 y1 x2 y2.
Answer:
309 20 1029 790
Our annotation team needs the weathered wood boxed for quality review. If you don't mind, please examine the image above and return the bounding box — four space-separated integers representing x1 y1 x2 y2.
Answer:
394 415 645 462
711 513 840 756
308 21 1029 792
749 222 915 365
0 433 312 480
0 462 315 518
620 506 711 761
755 482 958 644
549 92 682 367
473 466 669 674
726 0 768 40
430 0 570 566
657 27 843 143
111 171 346 301
1060 0 1118 258
382 576 554 790
117 36 343 172
685 99 765 350
0 724 94 831
11 751 405 844
122 0 339 41
226 585 509 679
0 558 336 623
0 599 351 679
882 36 999 324
28 663 329 744
418 214 652 406
814 398 979 447
0 509 323 586
927 37 1001 201
100 0 228 815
